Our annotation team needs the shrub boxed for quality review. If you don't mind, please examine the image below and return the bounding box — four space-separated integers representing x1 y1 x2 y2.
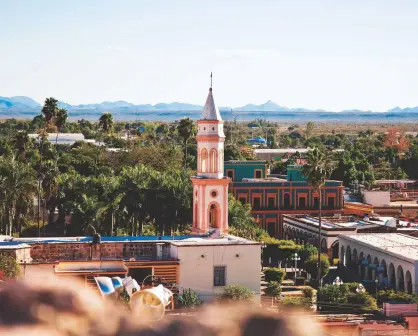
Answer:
264 268 286 283
264 281 282 298
219 284 255 302
345 282 361 293
377 289 418 306
347 292 378 312
304 254 330 280
0 254 20 280
302 286 316 300
280 296 312 309
178 288 202 308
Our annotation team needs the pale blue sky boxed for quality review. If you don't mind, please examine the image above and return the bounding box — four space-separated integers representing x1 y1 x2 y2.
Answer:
1 0 418 111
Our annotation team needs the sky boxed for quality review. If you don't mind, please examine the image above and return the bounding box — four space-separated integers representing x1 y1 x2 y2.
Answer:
1 0 418 111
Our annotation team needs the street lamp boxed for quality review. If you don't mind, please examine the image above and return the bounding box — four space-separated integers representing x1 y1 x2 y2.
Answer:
292 252 301 279
333 277 343 286
375 279 379 301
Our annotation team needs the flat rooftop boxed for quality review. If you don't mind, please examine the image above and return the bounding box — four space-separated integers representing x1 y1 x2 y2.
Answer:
3 235 258 246
285 215 396 230
340 233 418 261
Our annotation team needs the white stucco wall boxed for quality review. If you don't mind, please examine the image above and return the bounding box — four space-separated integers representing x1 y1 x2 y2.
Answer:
339 236 417 293
22 263 56 281
176 244 261 302
363 191 391 207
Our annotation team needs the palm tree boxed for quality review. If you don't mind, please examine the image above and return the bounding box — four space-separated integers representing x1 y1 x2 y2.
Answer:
0 156 37 235
98 112 114 134
14 131 31 161
303 148 335 286
41 97 58 126
176 118 196 167
55 108 68 144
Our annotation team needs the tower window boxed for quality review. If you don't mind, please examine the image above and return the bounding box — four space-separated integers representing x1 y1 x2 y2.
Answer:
212 127 215 131
204 127 206 131
214 266 226 287
211 190 217 198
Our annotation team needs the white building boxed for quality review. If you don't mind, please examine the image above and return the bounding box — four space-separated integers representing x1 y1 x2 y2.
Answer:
339 233 418 294
282 214 397 258
28 133 98 146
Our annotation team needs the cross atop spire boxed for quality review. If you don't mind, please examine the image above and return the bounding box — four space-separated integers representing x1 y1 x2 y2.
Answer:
210 71 212 89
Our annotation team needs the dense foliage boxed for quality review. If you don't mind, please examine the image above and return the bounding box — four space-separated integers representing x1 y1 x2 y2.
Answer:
178 288 203 308
264 268 286 284
219 284 256 302
317 283 378 312
0 254 21 279
1 101 417 238
304 254 330 280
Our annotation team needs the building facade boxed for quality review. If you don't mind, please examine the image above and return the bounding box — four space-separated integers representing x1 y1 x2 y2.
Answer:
225 161 344 238
339 233 418 294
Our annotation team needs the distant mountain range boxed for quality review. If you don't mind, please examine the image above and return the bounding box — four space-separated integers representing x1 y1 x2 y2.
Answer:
1 95 418 113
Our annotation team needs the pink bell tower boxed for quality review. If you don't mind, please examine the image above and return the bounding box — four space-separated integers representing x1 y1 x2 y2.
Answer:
191 74 229 234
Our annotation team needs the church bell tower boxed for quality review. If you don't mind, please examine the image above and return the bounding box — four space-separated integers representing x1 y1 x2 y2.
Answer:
191 75 229 234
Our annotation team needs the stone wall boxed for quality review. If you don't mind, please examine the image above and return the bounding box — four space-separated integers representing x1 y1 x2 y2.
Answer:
30 242 164 262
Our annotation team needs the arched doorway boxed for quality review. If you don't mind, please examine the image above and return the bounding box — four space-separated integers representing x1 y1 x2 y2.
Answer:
340 245 345 266
388 263 396 289
406 271 413 294
346 245 352 264
366 255 372 280
359 252 365 279
331 241 339 261
397 266 405 291
283 193 291 209
373 257 379 281
380 260 388 288
208 203 220 228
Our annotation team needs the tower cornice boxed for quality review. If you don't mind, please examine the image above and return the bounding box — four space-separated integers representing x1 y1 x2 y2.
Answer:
196 135 225 142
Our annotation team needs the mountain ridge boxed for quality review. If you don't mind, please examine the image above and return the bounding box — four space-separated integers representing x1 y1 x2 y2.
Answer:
1 95 418 113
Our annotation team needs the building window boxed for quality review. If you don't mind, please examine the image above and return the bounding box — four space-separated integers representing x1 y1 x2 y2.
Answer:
268 222 275 237
211 190 217 198
226 169 234 181
283 193 291 209
254 169 262 178
239 197 246 204
299 197 306 209
267 197 275 209
328 197 335 209
214 266 226 287
253 197 261 210
313 197 319 209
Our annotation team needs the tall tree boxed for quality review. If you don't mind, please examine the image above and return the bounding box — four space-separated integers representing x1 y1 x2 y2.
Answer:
99 112 114 134
303 148 335 287
55 108 68 144
0 156 36 235
41 97 58 127
305 121 315 139
176 118 196 167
